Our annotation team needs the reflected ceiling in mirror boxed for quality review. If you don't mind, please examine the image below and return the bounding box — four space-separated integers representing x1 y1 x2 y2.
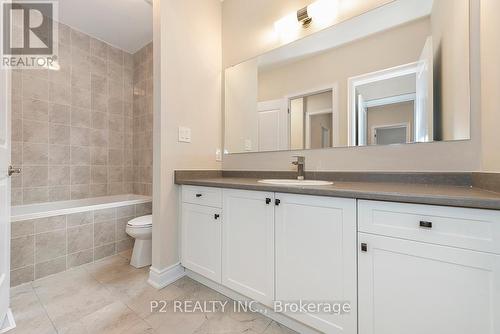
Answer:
224 0 471 154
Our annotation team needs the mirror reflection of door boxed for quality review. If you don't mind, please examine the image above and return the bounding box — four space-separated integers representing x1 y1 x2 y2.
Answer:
350 62 425 146
257 100 284 152
289 89 335 150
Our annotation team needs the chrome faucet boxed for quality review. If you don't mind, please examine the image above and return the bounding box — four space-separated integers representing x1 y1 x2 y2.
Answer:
292 156 305 180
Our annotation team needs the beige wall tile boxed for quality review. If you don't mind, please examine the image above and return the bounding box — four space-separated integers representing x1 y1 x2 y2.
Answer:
11 265 35 287
94 244 116 261
91 74 108 95
67 212 93 228
91 147 108 165
11 220 35 238
71 107 91 128
94 208 116 223
49 104 71 124
22 166 48 187
11 235 34 269
49 145 70 165
23 75 48 101
35 230 67 263
71 29 90 53
35 256 66 280
71 127 91 146
94 221 116 248
49 82 71 105
116 239 134 253
91 38 108 60
49 124 70 145
70 184 90 199
71 166 91 185
67 224 93 254
71 69 91 90
67 249 93 269
71 146 91 165
35 216 66 234
49 186 71 202
23 98 49 121
49 166 70 186
71 86 91 109
90 184 108 197
91 166 108 184
23 120 49 143
116 205 135 219
23 188 49 204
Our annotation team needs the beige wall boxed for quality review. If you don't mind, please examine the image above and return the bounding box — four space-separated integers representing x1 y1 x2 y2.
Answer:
222 0 482 172
257 18 430 147
481 0 500 172
225 59 258 153
152 0 221 273
222 0 394 68
431 0 470 141
367 101 415 145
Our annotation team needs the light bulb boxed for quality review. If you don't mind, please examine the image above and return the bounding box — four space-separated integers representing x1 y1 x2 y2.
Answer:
274 12 300 42
308 0 338 27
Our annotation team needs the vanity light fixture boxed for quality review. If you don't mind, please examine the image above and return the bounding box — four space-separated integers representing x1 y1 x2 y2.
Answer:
274 0 338 39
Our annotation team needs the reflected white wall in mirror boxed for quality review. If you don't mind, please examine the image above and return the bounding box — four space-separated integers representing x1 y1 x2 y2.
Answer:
224 0 472 154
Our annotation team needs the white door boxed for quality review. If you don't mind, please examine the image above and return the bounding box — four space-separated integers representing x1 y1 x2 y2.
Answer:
415 36 434 142
275 194 357 334
258 111 280 152
358 233 500 334
0 57 11 325
357 94 368 146
181 203 222 283
222 189 275 306
257 100 285 152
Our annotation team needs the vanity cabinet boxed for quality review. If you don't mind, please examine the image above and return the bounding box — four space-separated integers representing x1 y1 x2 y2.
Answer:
222 189 275 306
275 193 357 334
358 200 500 334
180 186 500 334
181 186 223 283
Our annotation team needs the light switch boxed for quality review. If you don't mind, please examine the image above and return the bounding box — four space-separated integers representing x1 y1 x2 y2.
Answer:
178 126 191 143
215 149 222 162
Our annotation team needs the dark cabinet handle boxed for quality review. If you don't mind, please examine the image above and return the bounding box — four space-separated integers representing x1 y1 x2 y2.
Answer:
266 198 271 205
214 214 220 220
419 221 433 229
361 243 368 252
275 199 281 206
196 194 202 198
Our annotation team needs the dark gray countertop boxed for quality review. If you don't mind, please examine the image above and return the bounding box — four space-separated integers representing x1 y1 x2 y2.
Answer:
175 175 500 211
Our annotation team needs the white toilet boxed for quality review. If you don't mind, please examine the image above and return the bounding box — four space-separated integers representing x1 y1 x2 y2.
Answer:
125 215 153 268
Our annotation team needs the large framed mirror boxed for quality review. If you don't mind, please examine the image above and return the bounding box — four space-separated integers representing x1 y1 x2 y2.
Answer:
224 0 472 154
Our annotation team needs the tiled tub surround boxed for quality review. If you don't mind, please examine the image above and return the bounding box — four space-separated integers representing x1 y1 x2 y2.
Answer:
132 43 153 196
11 22 137 205
10 195 152 286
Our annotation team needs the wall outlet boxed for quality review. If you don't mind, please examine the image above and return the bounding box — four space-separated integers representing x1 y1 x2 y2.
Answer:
216 149 222 162
178 126 191 143
244 139 252 151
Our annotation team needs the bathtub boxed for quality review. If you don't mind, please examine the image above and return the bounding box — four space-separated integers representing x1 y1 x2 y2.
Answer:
10 194 152 286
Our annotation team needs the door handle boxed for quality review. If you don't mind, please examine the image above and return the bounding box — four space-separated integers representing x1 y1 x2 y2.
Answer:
266 198 271 205
214 214 220 220
8 166 21 177
419 221 433 229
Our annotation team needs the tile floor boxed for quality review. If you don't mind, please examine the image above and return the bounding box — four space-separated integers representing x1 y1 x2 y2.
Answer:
9 251 297 334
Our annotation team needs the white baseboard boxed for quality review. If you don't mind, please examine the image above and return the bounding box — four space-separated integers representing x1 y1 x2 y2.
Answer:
0 309 16 333
148 263 185 289
186 270 321 334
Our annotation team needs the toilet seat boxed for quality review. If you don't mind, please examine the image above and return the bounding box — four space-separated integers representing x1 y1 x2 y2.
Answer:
127 215 152 228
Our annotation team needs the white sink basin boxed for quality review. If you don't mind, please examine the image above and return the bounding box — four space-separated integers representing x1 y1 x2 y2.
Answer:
258 179 333 186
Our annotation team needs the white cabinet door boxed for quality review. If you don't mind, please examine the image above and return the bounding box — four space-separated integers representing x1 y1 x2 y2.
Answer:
181 203 222 283
222 189 275 306
358 233 500 334
275 193 357 334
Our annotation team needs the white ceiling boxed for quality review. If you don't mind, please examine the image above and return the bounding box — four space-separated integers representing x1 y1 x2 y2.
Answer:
58 0 153 54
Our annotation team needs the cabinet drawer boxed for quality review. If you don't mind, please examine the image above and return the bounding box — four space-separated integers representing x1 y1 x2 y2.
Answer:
358 200 500 254
182 186 222 208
